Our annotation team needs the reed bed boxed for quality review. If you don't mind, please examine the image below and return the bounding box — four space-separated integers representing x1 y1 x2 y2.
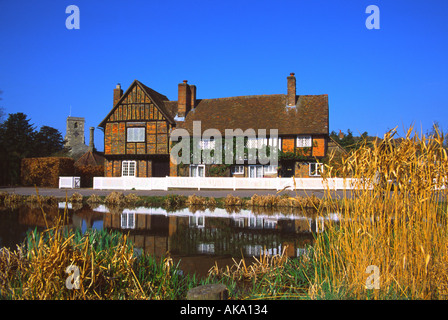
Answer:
186 194 217 207
224 194 243 206
247 193 322 209
0 203 200 299
309 127 448 299
209 247 311 299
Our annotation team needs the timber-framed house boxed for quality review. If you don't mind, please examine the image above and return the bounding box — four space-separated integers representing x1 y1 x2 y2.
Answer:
99 80 174 178
99 73 329 178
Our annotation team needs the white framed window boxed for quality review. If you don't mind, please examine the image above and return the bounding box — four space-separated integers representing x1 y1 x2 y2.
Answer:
264 219 278 229
246 137 282 149
268 137 282 150
297 135 312 148
127 127 145 142
200 138 215 150
246 137 258 149
121 212 135 229
197 243 214 254
263 165 277 174
233 217 245 228
122 160 136 177
249 217 264 228
189 215 205 228
190 164 205 177
248 165 263 178
309 163 324 177
232 165 244 174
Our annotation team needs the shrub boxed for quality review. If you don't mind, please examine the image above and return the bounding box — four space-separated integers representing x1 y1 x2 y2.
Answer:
21 157 75 188
104 192 126 206
69 192 83 203
124 193 140 206
86 194 103 205
224 194 242 206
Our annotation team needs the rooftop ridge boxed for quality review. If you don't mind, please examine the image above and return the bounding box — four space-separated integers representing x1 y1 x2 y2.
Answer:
163 93 328 103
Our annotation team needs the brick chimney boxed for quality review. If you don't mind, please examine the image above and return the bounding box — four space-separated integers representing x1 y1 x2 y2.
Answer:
287 73 296 107
88 127 95 152
190 84 196 110
113 83 123 106
178 80 191 118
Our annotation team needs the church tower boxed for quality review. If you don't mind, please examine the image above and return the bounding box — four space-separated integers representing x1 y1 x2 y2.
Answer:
65 116 88 158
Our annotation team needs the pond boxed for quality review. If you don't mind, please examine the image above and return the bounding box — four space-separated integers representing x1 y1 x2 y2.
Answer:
0 203 339 277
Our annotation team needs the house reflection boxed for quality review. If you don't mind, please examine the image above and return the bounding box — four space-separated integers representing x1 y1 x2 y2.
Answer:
5 203 338 277
93 205 339 261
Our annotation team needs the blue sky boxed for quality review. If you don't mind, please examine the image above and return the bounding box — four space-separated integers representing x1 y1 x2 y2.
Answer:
1 0 447 151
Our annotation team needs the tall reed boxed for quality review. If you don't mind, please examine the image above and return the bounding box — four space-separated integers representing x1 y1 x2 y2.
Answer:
311 127 448 299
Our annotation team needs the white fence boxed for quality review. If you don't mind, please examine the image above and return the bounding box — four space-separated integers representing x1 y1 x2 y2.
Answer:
93 176 362 191
59 176 81 189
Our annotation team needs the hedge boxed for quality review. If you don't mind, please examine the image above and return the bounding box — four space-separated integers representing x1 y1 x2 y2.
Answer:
21 157 75 188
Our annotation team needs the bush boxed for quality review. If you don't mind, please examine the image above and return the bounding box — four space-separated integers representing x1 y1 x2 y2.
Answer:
69 192 83 203
21 157 74 187
105 192 126 206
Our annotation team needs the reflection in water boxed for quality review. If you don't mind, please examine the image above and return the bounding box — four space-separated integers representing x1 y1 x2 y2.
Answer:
0 203 339 276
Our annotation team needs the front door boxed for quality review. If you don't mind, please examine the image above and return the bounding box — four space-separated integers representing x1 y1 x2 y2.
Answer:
152 159 170 177
280 161 295 177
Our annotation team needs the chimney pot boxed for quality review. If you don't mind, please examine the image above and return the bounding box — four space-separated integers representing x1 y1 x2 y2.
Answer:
287 73 296 107
190 85 196 109
113 83 123 106
178 81 191 118
88 127 95 152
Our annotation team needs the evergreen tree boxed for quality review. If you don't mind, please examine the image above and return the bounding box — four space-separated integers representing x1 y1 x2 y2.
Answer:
33 125 65 157
0 112 65 185
0 113 36 185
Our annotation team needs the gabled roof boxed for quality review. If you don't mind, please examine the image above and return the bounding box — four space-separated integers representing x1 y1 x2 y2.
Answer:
98 80 175 128
176 94 329 136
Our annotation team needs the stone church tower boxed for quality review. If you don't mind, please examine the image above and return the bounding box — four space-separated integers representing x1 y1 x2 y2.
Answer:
65 116 88 159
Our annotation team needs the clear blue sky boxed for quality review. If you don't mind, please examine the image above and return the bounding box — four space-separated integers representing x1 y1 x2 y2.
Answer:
1 0 447 151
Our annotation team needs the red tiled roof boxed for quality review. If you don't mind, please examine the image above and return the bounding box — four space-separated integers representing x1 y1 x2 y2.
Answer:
171 94 329 136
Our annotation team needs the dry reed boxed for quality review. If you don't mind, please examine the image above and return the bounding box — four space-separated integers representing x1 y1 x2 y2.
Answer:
311 127 448 299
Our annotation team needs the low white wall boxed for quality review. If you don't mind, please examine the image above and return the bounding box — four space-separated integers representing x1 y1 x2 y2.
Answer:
59 176 81 189
93 176 362 191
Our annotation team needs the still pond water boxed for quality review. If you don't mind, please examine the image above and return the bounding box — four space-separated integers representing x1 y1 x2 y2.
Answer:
0 203 339 276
